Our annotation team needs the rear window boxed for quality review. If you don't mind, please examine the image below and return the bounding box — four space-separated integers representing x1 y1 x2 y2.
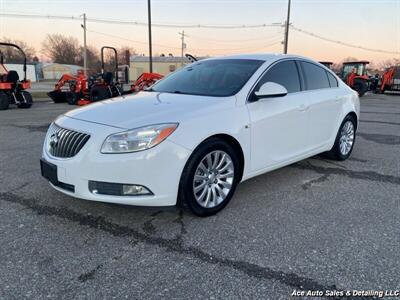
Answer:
327 72 338 87
301 61 330 90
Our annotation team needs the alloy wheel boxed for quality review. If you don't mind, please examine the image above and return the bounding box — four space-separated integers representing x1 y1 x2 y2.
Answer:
192 150 235 208
339 120 355 156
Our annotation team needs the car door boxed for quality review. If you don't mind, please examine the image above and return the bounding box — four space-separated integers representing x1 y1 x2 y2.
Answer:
299 61 342 148
246 60 309 172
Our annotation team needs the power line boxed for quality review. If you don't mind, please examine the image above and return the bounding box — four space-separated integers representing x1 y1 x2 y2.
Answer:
86 29 181 50
1 11 397 55
0 12 282 29
87 28 281 53
188 32 283 44
187 40 282 53
291 26 400 55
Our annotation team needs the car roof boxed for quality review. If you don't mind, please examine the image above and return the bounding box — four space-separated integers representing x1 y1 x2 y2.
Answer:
204 53 315 63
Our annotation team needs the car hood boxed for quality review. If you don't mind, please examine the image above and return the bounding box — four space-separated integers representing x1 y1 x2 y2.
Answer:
63 92 233 129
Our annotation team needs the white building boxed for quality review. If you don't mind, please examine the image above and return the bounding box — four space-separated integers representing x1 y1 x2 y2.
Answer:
4 63 37 82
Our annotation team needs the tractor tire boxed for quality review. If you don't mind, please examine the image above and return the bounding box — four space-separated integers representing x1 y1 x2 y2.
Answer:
112 86 124 98
66 92 78 105
17 91 33 109
0 91 9 110
352 79 368 97
90 86 111 102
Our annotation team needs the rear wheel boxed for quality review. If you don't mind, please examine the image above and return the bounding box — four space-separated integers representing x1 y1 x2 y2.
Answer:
325 115 356 161
352 79 368 96
112 85 123 97
0 91 9 110
90 86 111 102
178 138 240 216
17 91 33 109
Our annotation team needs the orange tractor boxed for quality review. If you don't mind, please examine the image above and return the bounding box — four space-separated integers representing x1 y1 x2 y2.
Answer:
374 66 400 94
0 42 33 110
129 72 163 92
47 70 88 104
48 46 163 105
48 46 123 105
339 61 370 96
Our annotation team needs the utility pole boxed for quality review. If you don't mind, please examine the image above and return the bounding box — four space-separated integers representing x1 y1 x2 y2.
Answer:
147 0 153 73
179 31 187 67
283 0 291 54
82 13 87 75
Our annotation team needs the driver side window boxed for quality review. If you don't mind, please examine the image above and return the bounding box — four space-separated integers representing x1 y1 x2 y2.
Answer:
255 60 301 95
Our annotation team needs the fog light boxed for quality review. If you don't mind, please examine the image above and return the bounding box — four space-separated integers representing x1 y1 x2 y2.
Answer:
122 184 151 195
88 181 153 196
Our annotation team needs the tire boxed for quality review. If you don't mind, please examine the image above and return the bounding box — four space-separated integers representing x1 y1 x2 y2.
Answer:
66 92 78 105
178 138 241 217
0 91 9 110
325 115 356 161
17 91 33 109
352 79 368 97
112 85 123 97
90 86 111 102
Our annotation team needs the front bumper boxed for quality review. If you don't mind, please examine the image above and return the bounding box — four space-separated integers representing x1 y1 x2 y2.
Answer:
41 116 192 206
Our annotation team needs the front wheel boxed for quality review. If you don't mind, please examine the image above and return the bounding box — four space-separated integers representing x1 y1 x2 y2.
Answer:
178 138 240 217
17 91 33 108
90 86 112 102
352 79 368 97
326 115 356 161
0 91 9 110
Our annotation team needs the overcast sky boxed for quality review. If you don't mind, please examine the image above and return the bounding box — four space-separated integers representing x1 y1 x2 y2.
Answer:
0 0 399 64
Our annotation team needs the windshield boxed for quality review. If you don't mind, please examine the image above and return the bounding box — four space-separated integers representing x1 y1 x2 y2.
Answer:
343 64 366 77
151 59 264 97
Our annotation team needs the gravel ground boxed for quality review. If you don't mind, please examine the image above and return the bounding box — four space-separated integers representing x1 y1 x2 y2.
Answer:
0 93 399 299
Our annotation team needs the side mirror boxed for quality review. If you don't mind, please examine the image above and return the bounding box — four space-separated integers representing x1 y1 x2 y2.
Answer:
254 82 288 99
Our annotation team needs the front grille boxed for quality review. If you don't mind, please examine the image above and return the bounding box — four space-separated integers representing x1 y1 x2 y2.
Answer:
47 123 90 158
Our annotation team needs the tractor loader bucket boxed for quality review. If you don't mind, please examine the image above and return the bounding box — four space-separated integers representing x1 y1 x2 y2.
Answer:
47 90 68 103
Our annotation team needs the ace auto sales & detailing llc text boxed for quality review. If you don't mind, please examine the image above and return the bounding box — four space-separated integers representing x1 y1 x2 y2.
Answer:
291 289 400 298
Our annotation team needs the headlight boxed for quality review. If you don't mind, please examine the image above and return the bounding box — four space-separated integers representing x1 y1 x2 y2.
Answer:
101 123 178 153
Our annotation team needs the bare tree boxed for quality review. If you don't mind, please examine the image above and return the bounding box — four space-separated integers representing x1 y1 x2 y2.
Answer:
42 34 80 65
118 46 137 65
0 37 36 63
102 46 137 65
342 57 359 63
76 45 101 74
378 58 400 71
101 46 137 74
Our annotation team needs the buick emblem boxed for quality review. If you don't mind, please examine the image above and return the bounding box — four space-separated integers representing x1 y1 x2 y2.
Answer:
49 132 59 148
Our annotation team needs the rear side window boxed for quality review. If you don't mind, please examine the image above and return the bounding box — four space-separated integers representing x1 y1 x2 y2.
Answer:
255 60 301 94
327 72 338 87
301 61 330 90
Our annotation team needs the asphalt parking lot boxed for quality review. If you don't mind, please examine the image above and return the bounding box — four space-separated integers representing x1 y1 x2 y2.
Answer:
0 93 399 299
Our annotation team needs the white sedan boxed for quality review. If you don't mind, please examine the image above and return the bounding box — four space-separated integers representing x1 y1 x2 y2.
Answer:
41 54 359 216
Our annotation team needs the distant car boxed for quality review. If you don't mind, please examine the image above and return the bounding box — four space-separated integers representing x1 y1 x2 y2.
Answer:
41 54 359 216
